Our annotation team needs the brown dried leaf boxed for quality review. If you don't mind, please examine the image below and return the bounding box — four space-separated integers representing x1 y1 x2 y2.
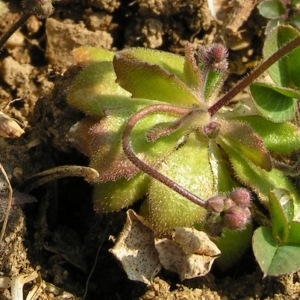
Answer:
109 210 161 285
0 112 24 138
155 228 221 280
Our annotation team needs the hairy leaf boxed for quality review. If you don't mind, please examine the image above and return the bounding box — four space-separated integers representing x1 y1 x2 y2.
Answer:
233 116 300 154
224 144 300 211
147 134 214 233
93 173 149 213
113 50 200 106
67 61 131 116
218 120 272 171
72 46 114 67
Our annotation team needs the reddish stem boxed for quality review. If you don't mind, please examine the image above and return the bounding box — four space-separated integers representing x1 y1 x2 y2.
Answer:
208 35 300 116
122 104 208 208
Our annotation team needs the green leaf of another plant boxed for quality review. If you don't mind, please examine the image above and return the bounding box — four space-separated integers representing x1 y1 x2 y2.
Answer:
250 82 295 122
258 0 286 19
269 189 290 243
253 226 300 276
263 25 300 88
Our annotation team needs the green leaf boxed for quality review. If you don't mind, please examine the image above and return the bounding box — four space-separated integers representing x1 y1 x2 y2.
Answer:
218 120 272 171
214 224 253 270
233 116 300 154
120 47 186 81
265 19 285 35
223 144 300 209
253 226 300 276
147 134 214 233
250 83 295 122
288 221 300 244
67 61 131 116
88 103 184 180
113 49 200 106
93 173 149 213
269 189 290 243
183 44 202 91
263 25 300 88
258 0 286 19
72 46 114 67
208 141 237 193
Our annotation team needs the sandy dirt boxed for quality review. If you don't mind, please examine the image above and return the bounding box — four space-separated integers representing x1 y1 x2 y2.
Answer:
0 0 300 299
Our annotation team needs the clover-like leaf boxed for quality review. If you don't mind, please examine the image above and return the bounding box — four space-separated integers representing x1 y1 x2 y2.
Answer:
263 25 300 88
250 82 295 122
253 226 300 276
233 116 300 154
269 189 291 243
218 120 272 171
147 134 214 233
257 0 286 19
113 49 200 106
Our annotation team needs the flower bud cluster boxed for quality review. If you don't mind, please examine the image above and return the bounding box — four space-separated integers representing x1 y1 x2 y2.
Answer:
198 44 228 73
206 188 252 234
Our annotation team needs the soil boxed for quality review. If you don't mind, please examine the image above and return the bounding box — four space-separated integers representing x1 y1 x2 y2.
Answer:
0 0 300 299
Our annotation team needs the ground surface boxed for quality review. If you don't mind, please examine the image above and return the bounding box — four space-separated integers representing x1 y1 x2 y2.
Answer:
0 0 300 299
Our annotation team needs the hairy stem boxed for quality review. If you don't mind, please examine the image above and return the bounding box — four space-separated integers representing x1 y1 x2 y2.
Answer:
208 35 300 116
122 104 208 208
21 165 99 192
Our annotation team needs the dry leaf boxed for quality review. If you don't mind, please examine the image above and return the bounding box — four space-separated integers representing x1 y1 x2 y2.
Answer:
0 112 24 138
155 228 221 280
109 209 161 285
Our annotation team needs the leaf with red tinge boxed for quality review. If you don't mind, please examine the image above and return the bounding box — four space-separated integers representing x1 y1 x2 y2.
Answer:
113 49 200 106
72 46 114 67
232 116 300 154
218 120 272 171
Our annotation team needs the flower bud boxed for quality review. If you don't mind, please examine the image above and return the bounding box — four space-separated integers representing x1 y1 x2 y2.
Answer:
230 188 252 208
198 44 228 72
223 198 235 211
206 195 226 213
223 206 250 230
202 121 220 139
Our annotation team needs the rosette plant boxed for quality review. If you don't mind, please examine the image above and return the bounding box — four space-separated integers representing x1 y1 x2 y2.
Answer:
67 26 300 276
